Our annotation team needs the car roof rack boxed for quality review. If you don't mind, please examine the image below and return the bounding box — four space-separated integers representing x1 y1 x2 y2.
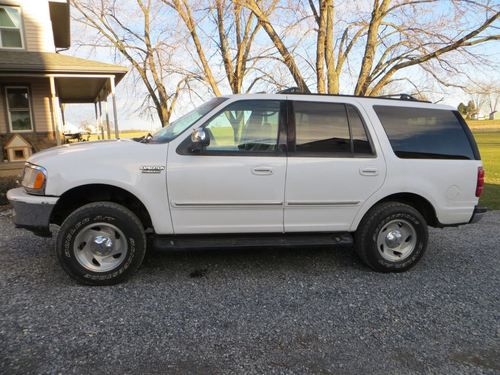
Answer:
276 87 305 94
377 94 420 101
275 87 430 103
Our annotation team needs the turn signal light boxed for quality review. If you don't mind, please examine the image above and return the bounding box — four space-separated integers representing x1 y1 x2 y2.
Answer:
33 171 46 190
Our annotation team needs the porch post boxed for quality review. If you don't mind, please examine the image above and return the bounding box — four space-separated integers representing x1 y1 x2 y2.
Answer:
94 102 99 139
60 103 66 130
109 76 119 139
97 99 104 140
104 97 111 139
49 76 62 146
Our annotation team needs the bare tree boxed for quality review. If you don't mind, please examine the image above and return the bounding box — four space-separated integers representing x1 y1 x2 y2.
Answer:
71 0 500 128
239 0 310 92
485 85 500 113
162 0 268 95
359 1 500 96
468 82 500 115
72 0 191 126
242 0 500 95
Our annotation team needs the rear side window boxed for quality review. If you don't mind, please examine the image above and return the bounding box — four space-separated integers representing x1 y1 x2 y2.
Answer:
374 106 478 160
292 101 373 157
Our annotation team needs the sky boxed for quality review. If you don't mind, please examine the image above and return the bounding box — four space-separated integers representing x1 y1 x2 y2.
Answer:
62 0 500 133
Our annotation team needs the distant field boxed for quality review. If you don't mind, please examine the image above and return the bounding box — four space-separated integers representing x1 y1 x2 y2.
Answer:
466 119 500 131
86 130 150 141
472 130 500 210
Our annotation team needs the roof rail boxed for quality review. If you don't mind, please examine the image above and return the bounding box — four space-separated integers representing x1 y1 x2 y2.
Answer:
276 87 303 94
377 94 421 101
274 87 430 103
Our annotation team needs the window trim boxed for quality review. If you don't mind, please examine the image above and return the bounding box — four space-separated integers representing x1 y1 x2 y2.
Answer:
0 5 25 50
288 100 376 158
176 99 287 157
5 85 34 133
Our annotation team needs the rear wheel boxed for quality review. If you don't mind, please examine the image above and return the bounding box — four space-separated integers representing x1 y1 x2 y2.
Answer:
56 202 146 285
354 201 428 272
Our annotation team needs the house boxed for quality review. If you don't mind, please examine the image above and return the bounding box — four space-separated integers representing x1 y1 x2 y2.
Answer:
0 0 127 176
489 111 500 120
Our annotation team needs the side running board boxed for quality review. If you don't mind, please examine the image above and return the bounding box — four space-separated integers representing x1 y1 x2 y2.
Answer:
152 232 353 250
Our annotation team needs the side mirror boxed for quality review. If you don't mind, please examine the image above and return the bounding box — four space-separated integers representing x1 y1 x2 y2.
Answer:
190 127 210 152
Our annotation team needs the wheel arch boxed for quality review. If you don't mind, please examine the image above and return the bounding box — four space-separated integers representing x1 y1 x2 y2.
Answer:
352 192 439 231
50 184 153 230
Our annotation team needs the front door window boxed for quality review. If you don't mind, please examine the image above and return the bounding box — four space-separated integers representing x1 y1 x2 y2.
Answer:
203 100 281 153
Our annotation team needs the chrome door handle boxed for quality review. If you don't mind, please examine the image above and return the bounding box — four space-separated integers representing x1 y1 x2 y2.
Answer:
252 167 273 175
360 167 379 176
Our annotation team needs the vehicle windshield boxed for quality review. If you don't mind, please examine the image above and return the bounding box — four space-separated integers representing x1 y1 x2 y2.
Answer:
148 97 228 143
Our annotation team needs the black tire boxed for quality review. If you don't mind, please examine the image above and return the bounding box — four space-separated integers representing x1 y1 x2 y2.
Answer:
354 201 428 272
56 202 146 285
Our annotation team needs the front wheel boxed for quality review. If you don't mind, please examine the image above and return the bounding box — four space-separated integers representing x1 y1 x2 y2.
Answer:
354 201 428 272
56 202 146 285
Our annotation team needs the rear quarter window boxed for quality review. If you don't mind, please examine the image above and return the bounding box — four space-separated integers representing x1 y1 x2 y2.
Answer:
373 106 479 160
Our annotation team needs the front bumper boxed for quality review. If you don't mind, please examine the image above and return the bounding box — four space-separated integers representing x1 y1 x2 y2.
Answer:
469 206 487 224
7 187 59 237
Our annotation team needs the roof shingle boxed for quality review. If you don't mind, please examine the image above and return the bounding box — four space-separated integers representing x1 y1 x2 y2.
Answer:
0 51 127 79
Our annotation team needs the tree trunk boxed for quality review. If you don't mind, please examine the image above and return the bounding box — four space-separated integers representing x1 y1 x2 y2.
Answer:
316 0 327 93
325 0 336 93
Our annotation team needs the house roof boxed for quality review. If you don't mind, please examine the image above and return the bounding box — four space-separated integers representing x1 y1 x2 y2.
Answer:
0 52 128 103
0 51 128 80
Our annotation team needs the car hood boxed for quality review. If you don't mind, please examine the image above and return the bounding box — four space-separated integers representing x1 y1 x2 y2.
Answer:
29 139 132 165
26 139 169 196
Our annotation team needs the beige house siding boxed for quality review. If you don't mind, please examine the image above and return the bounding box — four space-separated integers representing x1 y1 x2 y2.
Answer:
0 76 57 167
30 78 53 132
0 77 53 134
0 88 6 133
1 0 55 52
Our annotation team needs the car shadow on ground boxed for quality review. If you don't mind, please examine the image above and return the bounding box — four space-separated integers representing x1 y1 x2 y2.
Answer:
140 244 367 279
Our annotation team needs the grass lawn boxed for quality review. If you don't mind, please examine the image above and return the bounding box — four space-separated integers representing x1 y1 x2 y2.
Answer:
467 119 500 131
472 130 500 210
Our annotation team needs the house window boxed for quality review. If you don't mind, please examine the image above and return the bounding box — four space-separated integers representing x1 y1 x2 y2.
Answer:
6 87 33 132
0 5 23 49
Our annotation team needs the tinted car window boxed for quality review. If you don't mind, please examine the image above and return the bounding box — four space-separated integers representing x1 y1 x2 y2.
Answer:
374 106 476 160
294 102 351 154
203 100 281 153
293 101 373 156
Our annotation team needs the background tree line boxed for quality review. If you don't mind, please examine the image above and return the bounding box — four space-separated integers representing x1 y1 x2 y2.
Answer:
71 0 500 126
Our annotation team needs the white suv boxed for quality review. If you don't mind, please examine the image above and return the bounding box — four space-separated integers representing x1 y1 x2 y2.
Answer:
7 92 486 285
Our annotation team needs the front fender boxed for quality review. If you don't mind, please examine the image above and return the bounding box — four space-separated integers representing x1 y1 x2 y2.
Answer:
40 141 173 234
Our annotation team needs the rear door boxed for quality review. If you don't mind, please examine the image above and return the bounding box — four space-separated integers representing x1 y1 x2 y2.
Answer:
284 98 386 232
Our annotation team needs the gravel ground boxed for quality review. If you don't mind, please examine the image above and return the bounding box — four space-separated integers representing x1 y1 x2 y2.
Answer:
0 211 499 374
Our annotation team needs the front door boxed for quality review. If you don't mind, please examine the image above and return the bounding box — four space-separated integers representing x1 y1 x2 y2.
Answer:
167 99 287 234
284 98 386 232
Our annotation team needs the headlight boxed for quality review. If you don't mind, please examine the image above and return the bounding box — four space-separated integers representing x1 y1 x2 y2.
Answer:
21 163 47 195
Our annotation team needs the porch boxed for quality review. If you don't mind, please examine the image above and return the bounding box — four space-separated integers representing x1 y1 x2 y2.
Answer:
0 51 127 175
